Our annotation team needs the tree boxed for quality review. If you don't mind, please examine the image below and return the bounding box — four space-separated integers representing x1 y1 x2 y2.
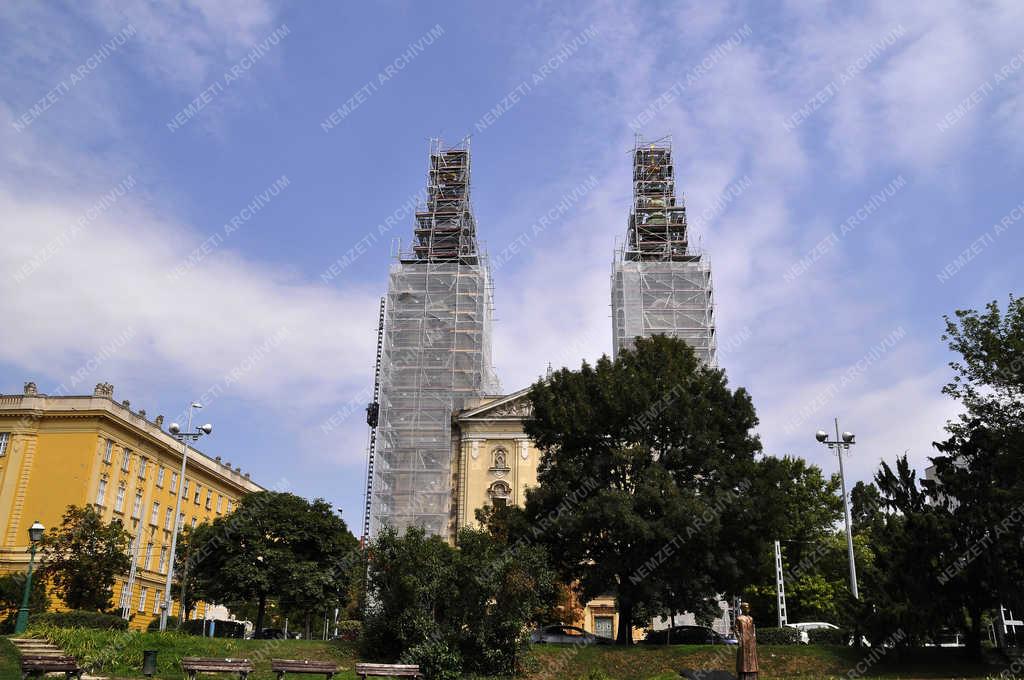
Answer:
362 525 558 678
0 573 49 632
942 295 1024 432
522 335 763 644
185 491 359 633
38 505 130 611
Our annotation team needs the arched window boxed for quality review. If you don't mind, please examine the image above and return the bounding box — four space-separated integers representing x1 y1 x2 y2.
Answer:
488 481 511 507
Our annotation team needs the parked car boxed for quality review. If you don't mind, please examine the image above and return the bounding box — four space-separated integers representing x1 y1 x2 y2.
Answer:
529 625 613 645
643 625 738 645
253 628 301 640
786 621 839 644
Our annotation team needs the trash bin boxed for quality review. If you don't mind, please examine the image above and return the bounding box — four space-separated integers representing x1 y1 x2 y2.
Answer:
142 650 158 677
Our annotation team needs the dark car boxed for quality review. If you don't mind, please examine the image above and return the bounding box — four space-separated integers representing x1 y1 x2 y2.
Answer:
529 625 614 645
254 628 286 639
643 625 737 645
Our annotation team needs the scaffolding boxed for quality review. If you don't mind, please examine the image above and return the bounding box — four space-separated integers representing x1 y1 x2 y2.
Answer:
369 138 499 540
611 135 716 364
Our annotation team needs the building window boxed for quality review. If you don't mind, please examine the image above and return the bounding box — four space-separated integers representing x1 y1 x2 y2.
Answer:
153 593 162 614
216 495 223 513
158 546 168 574
144 542 153 570
182 478 190 498
131 491 143 519
488 480 511 507
156 466 165 488
96 479 108 505
150 502 160 525
138 457 148 479
205 490 212 509
114 485 126 512
194 484 201 505
103 439 113 463
164 507 173 530
121 449 131 472
170 472 179 493
190 517 197 529
178 512 185 530
138 586 148 612
226 499 233 513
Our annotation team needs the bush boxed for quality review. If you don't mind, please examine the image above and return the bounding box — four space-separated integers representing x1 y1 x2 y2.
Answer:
400 638 462 680
146 616 179 632
31 610 128 631
335 620 361 641
756 627 802 645
179 619 246 638
808 626 850 645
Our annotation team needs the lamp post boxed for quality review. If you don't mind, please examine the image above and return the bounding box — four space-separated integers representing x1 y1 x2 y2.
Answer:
14 520 45 634
158 403 212 632
816 418 859 599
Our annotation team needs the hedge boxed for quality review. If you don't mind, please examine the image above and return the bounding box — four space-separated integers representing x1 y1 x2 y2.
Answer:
807 626 850 645
335 620 361 641
31 610 128 631
755 626 802 645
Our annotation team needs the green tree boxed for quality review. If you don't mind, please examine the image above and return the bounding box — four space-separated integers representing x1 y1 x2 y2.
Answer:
38 505 131 611
362 524 557 678
185 491 359 633
522 335 762 644
0 572 49 632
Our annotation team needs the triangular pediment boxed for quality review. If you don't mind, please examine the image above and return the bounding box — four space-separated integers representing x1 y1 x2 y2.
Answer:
457 385 533 420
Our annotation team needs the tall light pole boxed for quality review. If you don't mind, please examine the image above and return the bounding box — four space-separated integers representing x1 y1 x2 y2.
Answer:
816 418 859 599
14 520 44 634
159 403 212 632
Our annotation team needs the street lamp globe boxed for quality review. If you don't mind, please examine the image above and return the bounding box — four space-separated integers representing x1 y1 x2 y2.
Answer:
842 431 855 443
200 423 213 435
168 422 181 435
28 521 44 543
815 430 828 443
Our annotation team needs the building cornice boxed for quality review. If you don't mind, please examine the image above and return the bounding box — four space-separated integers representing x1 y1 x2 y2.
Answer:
0 391 264 494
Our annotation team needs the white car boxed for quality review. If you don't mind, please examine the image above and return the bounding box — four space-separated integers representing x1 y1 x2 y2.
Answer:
785 621 840 644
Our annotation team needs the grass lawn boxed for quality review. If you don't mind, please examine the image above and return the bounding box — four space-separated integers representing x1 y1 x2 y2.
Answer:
3 630 1010 680
14 627 360 680
521 643 1007 679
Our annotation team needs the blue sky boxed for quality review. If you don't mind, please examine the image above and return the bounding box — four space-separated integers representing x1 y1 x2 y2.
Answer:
2 1 1022 532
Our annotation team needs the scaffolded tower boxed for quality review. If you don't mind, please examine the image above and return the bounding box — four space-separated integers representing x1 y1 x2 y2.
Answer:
369 138 499 540
611 136 716 363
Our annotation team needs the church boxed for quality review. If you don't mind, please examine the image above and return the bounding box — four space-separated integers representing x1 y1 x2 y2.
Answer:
365 134 716 640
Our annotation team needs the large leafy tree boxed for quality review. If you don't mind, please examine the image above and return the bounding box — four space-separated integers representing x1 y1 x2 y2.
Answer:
185 491 358 632
38 505 131 611
362 525 557 678
859 296 1024 658
522 335 763 644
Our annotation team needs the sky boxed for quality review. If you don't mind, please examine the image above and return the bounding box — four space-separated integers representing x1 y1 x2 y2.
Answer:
2 1 1022 533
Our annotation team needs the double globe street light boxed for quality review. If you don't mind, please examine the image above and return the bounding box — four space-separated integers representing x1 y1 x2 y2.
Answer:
816 420 859 600
158 402 212 632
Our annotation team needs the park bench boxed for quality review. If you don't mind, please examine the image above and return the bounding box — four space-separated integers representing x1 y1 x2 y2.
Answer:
354 662 422 679
271 658 339 679
181 657 255 680
20 654 83 680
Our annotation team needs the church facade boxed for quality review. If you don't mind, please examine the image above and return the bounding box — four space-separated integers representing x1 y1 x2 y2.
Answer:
448 386 622 640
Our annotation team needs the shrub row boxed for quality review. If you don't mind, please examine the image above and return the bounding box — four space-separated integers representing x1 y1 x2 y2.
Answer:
30 610 128 631
756 626 803 645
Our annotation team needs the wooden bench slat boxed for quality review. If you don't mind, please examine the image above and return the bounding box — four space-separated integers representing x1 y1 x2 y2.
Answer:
354 663 422 678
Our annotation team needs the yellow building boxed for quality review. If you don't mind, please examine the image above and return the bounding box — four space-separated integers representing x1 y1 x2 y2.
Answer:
450 387 621 640
0 382 263 630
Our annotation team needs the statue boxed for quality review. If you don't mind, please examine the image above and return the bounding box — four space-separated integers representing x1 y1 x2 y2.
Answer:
736 602 759 679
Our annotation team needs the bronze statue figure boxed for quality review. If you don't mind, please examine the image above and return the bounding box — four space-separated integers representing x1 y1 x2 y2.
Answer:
736 602 759 679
